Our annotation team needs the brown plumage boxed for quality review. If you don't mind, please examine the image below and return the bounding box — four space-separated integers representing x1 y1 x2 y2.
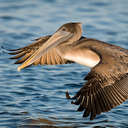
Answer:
65 38 128 119
9 35 74 65
9 22 128 120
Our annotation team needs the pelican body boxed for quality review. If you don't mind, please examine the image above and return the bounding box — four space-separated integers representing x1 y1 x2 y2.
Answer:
9 22 128 120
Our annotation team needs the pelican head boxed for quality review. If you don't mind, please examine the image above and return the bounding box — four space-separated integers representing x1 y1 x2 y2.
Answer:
57 22 82 42
17 22 82 71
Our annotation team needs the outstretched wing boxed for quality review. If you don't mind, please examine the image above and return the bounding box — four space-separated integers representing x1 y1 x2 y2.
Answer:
64 38 128 120
9 35 73 66
72 71 128 120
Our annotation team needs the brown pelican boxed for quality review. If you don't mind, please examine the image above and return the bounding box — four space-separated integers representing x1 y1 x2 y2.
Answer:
9 22 128 120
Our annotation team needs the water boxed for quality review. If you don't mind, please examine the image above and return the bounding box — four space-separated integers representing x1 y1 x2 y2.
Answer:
0 0 128 127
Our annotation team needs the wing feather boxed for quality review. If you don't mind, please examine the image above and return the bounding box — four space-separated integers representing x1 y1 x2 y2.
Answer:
9 35 74 67
14 52 32 64
72 72 128 120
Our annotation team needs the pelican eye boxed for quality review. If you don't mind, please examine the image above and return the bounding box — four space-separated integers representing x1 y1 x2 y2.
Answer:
62 27 67 31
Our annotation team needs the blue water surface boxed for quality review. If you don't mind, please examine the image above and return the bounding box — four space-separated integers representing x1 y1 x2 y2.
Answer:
0 0 128 128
